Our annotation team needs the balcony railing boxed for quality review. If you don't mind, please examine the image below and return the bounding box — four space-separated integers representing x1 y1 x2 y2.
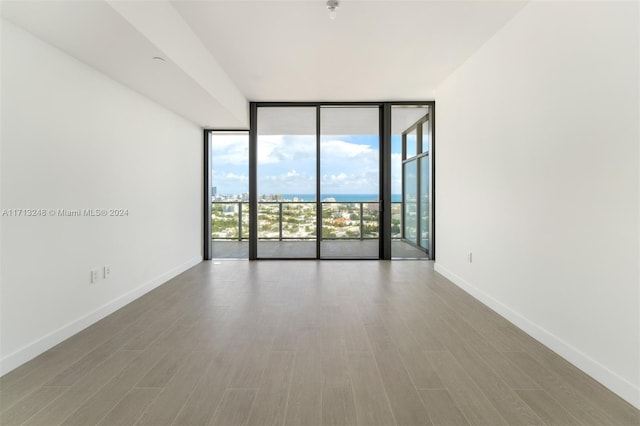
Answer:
211 201 403 241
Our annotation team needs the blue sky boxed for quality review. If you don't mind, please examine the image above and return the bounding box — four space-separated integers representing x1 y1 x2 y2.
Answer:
211 134 403 195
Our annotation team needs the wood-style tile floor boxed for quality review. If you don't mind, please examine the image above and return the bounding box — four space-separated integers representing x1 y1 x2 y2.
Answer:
1 261 638 425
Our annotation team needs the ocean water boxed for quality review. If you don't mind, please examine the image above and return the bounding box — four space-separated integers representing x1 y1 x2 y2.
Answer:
281 194 402 202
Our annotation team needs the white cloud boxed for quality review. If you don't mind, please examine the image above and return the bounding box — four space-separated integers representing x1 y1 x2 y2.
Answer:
212 134 400 195
211 134 249 166
264 169 314 183
321 169 379 194
223 172 248 182
257 135 316 164
321 140 374 160
260 168 315 194
214 135 379 166
211 169 249 195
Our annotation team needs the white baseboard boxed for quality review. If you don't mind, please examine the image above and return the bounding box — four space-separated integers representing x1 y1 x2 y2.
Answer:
433 262 640 409
0 256 202 376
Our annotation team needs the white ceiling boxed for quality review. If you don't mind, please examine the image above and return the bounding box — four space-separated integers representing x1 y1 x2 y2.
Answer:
173 0 527 102
1 0 528 129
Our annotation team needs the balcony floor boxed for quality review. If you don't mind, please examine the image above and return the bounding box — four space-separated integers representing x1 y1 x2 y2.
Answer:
211 240 428 259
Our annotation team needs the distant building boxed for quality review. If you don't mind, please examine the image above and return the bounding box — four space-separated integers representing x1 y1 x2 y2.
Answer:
222 204 237 214
363 203 379 210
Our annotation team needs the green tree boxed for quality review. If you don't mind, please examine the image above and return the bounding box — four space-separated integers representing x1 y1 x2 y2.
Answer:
322 226 336 238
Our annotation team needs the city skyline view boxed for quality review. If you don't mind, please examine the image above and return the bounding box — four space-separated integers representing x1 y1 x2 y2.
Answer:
211 133 405 198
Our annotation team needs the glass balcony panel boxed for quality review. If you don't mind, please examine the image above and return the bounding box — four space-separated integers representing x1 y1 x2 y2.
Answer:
241 202 250 240
282 203 316 239
420 156 429 250
258 202 280 240
362 204 380 239
391 202 403 239
322 202 356 239
404 159 418 245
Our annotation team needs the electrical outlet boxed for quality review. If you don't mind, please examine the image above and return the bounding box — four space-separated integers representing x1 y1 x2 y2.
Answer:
104 265 111 279
91 269 99 283
468 252 473 263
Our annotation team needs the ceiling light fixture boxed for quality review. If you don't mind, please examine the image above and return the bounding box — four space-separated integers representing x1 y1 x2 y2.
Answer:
152 56 165 62
326 0 339 20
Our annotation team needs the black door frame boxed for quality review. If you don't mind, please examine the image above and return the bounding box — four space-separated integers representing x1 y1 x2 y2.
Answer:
204 100 435 261
401 113 431 255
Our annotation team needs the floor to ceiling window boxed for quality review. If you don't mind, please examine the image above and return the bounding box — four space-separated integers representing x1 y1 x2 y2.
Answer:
256 106 317 258
252 105 381 259
205 101 434 261
207 130 249 259
320 106 380 259
391 105 433 258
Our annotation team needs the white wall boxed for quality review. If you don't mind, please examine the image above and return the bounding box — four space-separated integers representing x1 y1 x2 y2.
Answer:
0 20 202 374
434 1 639 407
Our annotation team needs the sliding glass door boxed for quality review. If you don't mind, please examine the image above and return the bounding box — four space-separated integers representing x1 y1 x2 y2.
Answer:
320 107 380 259
252 104 381 259
256 107 317 258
